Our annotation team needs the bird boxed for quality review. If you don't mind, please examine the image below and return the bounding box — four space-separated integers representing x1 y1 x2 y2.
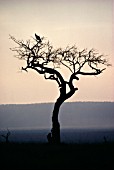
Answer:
35 33 41 42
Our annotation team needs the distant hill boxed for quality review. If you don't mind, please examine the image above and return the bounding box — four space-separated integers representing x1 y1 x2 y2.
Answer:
0 102 114 129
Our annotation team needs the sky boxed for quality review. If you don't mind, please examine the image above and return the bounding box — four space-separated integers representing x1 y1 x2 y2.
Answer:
0 0 114 104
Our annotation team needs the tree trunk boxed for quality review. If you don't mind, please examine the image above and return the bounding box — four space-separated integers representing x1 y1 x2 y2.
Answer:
47 82 76 144
51 96 65 144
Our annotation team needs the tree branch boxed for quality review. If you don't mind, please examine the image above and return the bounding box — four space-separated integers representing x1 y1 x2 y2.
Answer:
76 68 106 76
44 73 61 86
10 34 111 98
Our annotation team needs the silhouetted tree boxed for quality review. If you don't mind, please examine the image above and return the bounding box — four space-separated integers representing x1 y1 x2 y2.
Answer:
1 128 11 143
10 34 111 144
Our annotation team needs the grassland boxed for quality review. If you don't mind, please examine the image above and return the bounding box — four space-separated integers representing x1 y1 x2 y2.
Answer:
0 142 114 170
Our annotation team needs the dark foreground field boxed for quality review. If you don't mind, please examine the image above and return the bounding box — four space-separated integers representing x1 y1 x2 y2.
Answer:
0 142 114 170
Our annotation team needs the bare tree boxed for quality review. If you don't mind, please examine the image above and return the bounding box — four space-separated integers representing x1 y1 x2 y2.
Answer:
1 128 11 143
10 34 111 144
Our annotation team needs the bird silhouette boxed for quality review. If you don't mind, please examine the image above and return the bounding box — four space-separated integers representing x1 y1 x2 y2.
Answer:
35 33 41 42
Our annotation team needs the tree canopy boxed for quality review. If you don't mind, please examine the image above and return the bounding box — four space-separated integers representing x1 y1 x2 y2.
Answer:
10 35 110 96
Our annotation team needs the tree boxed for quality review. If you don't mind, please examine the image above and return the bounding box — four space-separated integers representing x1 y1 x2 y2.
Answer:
10 34 110 144
1 128 11 143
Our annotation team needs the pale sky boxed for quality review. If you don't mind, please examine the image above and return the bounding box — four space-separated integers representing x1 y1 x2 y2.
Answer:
0 0 114 104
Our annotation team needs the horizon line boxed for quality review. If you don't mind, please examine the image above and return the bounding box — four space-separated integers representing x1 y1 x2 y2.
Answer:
0 101 114 105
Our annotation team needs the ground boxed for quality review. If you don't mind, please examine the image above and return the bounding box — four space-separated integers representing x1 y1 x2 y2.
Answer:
0 142 114 170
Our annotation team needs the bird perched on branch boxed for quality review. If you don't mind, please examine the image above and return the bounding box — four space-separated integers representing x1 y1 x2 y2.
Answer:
35 33 41 43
